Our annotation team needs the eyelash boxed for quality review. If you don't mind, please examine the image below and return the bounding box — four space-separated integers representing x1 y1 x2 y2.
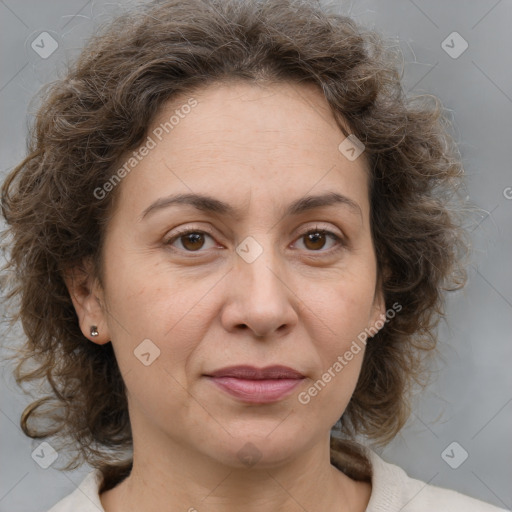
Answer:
164 226 345 256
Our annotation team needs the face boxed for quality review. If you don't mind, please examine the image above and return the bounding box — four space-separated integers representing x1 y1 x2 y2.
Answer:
69 81 385 469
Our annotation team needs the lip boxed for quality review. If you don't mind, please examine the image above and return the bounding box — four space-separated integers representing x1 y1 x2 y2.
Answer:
205 365 305 404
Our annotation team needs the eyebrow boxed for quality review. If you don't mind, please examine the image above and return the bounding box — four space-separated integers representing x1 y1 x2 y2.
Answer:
139 191 362 221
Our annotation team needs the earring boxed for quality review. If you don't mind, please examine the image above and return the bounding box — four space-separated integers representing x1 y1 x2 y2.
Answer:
90 325 99 337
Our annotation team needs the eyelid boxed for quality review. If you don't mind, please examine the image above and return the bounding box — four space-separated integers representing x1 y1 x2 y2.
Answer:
295 223 343 239
163 225 218 246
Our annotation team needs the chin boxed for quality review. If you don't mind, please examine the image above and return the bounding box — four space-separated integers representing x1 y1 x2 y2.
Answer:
202 425 317 470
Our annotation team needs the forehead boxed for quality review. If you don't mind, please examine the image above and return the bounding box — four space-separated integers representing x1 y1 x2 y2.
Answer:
112 80 370 220
159 80 354 155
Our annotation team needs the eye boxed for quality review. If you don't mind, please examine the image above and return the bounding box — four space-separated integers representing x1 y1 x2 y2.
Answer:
294 227 344 253
164 226 345 254
164 229 217 252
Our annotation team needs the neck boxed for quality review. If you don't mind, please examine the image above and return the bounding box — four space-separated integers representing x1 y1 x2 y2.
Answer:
100 421 371 512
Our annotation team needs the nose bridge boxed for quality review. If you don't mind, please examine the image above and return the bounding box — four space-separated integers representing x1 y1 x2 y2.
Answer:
236 233 286 298
228 233 296 336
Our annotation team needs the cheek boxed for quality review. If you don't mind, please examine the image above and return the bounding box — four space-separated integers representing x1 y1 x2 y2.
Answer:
298 353 364 431
297 274 376 413
298 284 373 418
309 272 377 346
102 269 210 424
101 254 213 375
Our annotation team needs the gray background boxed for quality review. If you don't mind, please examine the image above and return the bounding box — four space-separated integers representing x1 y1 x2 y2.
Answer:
1 0 511 510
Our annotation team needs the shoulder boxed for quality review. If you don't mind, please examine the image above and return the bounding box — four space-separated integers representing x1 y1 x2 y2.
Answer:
364 448 508 512
46 470 104 512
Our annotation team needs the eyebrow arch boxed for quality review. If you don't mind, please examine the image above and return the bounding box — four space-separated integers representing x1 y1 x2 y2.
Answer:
139 191 362 221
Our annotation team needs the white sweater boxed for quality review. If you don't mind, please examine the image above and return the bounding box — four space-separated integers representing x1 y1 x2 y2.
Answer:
47 449 507 511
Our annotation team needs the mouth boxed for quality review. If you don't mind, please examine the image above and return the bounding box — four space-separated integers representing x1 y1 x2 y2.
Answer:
204 365 305 404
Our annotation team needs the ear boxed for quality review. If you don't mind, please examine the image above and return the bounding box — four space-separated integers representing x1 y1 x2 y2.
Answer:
62 257 111 345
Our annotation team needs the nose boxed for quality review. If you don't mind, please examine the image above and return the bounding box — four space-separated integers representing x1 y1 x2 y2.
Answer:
220 237 299 339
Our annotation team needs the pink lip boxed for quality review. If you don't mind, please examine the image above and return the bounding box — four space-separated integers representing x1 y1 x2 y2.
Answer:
205 365 305 404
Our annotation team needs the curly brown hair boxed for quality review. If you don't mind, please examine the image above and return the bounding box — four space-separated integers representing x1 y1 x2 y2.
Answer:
1 0 467 492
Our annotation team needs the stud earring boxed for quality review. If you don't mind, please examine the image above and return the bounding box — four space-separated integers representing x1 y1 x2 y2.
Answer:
90 325 99 337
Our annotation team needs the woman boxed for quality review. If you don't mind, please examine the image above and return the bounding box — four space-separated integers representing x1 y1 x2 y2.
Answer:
1 0 506 510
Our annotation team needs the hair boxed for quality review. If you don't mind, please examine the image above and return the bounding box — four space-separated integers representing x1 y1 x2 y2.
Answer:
1 0 468 492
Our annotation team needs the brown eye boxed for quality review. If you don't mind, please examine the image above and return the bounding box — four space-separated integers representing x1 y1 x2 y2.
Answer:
296 229 343 253
166 230 216 252
303 231 328 251
180 232 206 251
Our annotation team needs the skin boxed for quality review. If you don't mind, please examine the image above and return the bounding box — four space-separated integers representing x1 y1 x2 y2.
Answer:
65 80 385 512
